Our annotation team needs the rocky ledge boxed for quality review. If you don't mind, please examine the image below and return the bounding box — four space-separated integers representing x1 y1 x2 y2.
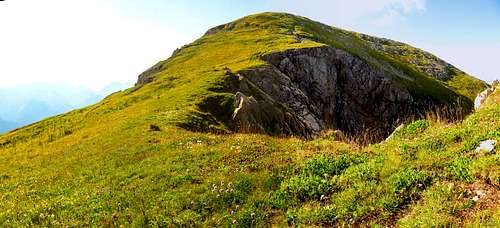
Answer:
232 46 415 141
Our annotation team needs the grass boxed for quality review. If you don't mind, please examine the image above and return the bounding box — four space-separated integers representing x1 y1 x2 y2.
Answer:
356 32 488 101
0 12 497 226
1 99 497 226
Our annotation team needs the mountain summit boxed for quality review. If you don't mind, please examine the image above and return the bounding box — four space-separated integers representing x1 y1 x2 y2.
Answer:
137 12 486 142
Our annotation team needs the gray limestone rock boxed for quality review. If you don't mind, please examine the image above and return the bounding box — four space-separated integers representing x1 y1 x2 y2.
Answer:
230 46 424 141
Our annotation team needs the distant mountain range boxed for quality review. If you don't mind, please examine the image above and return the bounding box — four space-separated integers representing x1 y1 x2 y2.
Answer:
0 82 131 133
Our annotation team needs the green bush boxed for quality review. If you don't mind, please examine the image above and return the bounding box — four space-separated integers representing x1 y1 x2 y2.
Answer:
302 155 359 177
287 175 335 201
406 120 431 134
449 157 474 183
268 188 298 209
269 155 363 209
396 120 431 139
388 168 430 202
337 162 377 188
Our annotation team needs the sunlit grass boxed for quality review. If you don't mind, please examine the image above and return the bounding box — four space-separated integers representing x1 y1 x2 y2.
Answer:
0 12 496 226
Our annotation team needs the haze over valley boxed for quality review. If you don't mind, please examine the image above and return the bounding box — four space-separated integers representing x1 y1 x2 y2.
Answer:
0 82 130 133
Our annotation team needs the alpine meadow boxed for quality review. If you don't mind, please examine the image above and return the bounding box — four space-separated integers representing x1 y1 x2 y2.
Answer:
0 12 499 227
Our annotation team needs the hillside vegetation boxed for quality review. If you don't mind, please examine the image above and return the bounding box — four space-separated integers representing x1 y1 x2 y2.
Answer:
0 13 497 226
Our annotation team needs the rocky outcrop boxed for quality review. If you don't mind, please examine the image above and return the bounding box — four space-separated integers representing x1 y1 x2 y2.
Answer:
232 91 309 135
475 80 499 110
136 64 164 86
358 34 456 80
229 46 454 142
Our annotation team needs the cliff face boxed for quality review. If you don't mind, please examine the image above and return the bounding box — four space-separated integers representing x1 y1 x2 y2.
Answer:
136 64 164 86
230 46 433 141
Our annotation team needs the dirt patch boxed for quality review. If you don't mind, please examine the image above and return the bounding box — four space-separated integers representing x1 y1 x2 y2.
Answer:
458 181 500 225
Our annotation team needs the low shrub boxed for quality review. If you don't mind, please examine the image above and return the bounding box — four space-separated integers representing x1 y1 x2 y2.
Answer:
449 157 474 183
268 155 363 209
399 183 472 227
388 168 431 203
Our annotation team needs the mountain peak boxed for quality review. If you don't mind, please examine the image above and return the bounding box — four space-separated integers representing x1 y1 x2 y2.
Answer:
134 12 486 142
204 12 304 36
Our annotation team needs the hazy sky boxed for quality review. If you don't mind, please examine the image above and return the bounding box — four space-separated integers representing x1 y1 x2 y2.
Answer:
1 0 499 90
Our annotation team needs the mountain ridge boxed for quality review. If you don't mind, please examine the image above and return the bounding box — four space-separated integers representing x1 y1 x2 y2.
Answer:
136 12 485 141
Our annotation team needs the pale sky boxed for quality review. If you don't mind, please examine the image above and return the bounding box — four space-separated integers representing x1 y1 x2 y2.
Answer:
0 0 191 90
0 0 498 90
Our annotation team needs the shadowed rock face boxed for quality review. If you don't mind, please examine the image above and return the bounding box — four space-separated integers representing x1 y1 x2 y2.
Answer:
231 46 424 141
136 64 164 86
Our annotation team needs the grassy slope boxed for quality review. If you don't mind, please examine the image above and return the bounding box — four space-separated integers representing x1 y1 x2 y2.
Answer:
0 13 496 226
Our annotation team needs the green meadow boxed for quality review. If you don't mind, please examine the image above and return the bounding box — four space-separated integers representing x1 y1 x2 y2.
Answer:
0 13 497 226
